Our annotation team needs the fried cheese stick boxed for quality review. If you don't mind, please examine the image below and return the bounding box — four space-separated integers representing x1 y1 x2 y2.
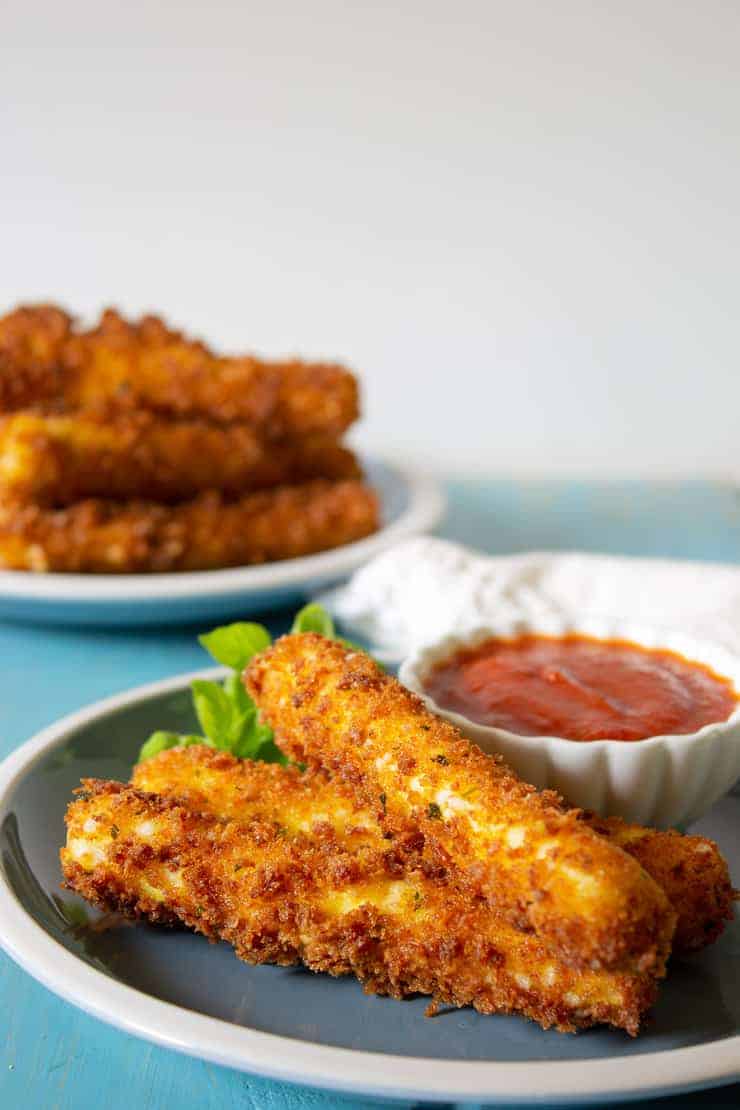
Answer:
62 777 660 1034
0 306 360 439
0 410 362 506
64 341 359 439
246 635 676 973
587 815 736 953
134 746 735 958
0 480 379 573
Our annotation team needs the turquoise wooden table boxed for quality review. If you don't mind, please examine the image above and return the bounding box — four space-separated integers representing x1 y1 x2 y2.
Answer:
2 479 739 1110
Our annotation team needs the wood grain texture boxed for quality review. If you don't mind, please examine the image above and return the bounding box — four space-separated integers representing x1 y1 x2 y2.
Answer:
2 479 740 1109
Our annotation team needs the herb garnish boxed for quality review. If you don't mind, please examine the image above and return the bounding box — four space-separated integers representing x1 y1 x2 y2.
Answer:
137 603 374 766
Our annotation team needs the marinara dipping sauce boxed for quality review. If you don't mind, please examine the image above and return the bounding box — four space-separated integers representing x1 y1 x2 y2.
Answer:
425 633 738 742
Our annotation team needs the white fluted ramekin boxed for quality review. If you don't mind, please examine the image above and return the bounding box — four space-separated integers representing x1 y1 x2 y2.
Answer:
399 617 740 828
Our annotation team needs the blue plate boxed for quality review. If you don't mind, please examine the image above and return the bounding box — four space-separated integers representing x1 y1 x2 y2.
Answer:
0 458 445 627
0 674 737 1104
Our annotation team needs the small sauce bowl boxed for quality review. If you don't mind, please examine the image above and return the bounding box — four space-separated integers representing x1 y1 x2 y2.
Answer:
399 616 740 828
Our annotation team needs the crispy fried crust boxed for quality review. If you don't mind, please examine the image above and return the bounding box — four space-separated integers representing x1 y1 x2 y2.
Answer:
134 746 735 958
587 815 737 953
132 747 381 851
62 777 659 1034
63 339 359 439
246 635 676 973
0 480 379 573
0 305 359 439
0 305 72 410
0 410 362 506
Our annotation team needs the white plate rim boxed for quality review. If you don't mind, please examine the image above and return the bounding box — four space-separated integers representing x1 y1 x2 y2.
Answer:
0 460 444 602
0 673 738 1105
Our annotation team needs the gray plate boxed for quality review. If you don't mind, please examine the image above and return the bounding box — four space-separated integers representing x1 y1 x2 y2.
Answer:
0 681 738 1087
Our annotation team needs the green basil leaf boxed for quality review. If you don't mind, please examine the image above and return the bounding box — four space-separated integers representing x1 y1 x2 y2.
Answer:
230 712 263 758
198 622 272 671
222 671 254 715
290 602 336 638
137 731 183 762
251 736 288 764
137 731 209 764
191 679 234 748
232 719 284 762
182 734 215 748
226 706 254 746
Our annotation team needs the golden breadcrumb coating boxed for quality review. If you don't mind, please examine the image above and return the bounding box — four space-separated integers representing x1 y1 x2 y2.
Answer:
0 480 379 573
134 746 734 958
62 777 660 1034
0 410 362 506
587 815 736 954
0 304 72 410
246 635 676 973
132 747 381 851
0 305 359 440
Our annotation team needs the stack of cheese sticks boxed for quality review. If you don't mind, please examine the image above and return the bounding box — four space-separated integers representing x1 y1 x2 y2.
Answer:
61 635 736 1034
0 306 378 572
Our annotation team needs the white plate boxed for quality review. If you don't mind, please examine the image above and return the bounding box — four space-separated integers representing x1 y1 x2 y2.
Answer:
0 458 444 625
0 672 738 1105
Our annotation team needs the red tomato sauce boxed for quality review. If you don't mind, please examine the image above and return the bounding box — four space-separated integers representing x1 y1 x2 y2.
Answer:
425 633 738 742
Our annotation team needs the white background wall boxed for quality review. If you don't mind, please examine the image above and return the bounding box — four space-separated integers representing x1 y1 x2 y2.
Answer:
2 2 738 478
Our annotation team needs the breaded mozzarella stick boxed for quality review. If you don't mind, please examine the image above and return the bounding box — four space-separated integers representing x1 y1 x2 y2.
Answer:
62 778 661 1034
0 410 361 506
65 311 359 438
133 746 734 957
0 480 379 573
246 635 676 973
0 305 360 440
587 815 736 954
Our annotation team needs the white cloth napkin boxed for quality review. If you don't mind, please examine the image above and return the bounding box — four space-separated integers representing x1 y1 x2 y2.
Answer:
318 538 740 662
